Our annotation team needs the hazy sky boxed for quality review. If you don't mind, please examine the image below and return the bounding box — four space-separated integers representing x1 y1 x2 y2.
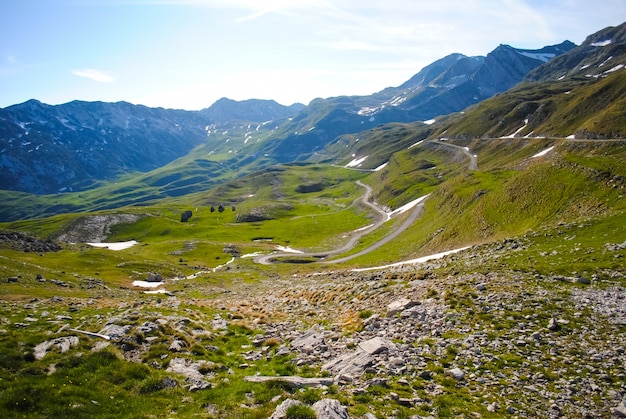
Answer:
1 0 623 110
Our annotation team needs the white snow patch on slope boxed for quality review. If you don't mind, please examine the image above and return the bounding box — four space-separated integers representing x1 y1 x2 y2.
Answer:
408 140 424 149
605 64 624 74
346 156 368 167
519 52 555 62
352 246 471 272
276 246 303 254
388 195 429 218
423 119 436 125
132 280 163 288
374 162 388 171
87 240 138 250
592 39 612 47
531 146 555 158
502 119 529 138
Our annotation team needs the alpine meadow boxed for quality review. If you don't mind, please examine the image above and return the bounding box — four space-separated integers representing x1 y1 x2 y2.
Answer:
0 19 625 419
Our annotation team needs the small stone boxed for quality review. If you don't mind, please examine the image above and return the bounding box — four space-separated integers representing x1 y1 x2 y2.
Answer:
447 368 465 380
613 403 626 418
547 317 561 331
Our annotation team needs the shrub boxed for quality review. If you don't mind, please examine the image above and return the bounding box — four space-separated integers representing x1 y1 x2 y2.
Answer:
285 404 317 419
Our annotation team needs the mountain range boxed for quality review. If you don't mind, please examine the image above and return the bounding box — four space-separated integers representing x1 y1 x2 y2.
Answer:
0 23 624 214
0 23 625 419
0 39 576 196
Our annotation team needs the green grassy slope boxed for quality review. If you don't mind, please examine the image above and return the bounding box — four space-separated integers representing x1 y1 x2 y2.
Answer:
434 71 626 139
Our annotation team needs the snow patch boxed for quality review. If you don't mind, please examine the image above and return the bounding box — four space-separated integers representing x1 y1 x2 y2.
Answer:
87 240 138 250
531 146 555 158
423 119 436 125
388 195 430 218
518 52 555 62
605 64 624 74
346 155 368 168
373 162 388 172
144 289 172 295
598 56 613 67
591 39 612 47
276 246 303 254
408 140 424 149
132 280 164 288
502 119 529 138
352 246 471 272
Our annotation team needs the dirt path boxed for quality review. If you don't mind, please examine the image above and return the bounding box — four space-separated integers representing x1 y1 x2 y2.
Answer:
253 181 426 265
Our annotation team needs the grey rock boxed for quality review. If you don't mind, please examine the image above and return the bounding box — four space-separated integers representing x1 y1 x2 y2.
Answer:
312 398 350 419
166 357 211 391
447 368 465 380
291 325 326 351
34 336 79 360
387 298 418 317
99 324 132 340
358 337 395 355
322 349 374 377
269 399 303 419
614 403 626 418
169 339 187 352
548 317 561 331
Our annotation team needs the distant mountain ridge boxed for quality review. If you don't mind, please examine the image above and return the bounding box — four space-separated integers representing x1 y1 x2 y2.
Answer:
0 33 596 196
255 41 575 161
0 98 302 194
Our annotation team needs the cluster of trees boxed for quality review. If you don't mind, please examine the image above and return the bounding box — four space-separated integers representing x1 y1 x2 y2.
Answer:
210 205 236 213
181 205 236 222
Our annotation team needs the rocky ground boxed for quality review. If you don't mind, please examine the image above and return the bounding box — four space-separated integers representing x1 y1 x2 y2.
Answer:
213 268 626 418
14 265 624 418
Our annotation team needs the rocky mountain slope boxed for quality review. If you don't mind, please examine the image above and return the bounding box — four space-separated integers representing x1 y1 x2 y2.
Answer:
0 98 301 194
257 41 574 162
0 39 573 195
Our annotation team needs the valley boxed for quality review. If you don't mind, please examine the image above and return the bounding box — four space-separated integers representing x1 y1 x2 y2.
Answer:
0 22 626 419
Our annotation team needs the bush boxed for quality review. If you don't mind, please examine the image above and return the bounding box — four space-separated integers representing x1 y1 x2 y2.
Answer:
285 403 317 419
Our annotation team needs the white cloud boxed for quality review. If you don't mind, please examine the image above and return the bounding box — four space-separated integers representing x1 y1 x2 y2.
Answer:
72 69 115 83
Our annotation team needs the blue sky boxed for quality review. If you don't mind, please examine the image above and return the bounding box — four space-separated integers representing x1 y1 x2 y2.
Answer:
1 0 623 110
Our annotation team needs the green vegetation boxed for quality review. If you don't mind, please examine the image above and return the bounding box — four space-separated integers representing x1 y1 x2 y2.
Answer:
0 83 625 418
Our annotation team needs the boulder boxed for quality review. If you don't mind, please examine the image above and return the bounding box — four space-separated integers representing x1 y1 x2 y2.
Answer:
322 349 374 377
312 398 351 419
34 336 79 360
291 325 326 351
547 317 561 331
146 272 163 282
387 298 418 316
447 367 465 380
166 358 211 391
358 337 395 355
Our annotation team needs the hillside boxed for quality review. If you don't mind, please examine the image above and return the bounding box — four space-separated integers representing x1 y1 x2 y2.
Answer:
0 22 625 419
0 39 574 198
0 135 624 418
0 98 302 195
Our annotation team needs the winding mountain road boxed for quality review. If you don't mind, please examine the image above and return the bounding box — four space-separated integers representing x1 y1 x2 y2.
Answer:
254 140 477 265
253 181 389 265
430 139 478 170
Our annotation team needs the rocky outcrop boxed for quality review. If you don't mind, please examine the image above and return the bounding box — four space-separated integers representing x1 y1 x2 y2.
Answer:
0 230 61 252
54 214 141 243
